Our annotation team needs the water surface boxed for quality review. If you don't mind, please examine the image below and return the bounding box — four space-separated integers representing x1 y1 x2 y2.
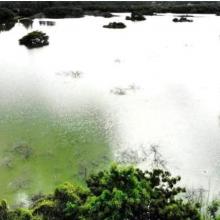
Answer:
1 13 220 203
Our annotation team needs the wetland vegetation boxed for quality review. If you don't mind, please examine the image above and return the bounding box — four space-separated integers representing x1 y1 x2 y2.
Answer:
173 16 193 23
19 31 49 48
103 22 126 29
0 165 202 220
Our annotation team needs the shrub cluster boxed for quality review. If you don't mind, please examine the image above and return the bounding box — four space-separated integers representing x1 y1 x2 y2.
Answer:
19 31 49 49
0 165 201 220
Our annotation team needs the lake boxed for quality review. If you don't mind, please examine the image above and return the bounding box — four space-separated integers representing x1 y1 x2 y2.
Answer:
1 13 220 205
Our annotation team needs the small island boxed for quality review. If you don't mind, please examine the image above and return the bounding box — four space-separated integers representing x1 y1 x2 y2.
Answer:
173 17 193 22
103 22 126 29
126 12 146 21
19 31 49 48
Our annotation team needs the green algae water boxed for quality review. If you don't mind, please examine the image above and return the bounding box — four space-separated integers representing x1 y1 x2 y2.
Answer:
0 101 112 205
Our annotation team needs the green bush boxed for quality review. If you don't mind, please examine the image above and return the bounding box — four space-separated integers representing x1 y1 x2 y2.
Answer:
84 165 200 220
19 31 49 49
0 165 201 220
8 208 32 220
0 200 8 220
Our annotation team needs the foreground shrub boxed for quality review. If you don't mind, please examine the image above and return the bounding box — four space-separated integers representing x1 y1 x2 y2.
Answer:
32 183 89 220
0 200 8 220
0 164 201 220
83 165 200 220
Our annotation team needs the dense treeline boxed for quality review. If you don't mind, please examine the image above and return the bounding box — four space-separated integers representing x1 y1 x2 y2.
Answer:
1 164 220 219
1 1 220 21
0 164 206 220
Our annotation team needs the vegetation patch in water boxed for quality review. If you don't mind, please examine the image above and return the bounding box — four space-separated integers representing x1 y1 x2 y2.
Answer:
19 31 49 48
126 12 146 21
173 16 193 22
12 143 33 160
103 22 126 29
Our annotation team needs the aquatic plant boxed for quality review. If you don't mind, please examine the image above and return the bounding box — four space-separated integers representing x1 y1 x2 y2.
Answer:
103 22 126 29
19 31 49 49
12 143 33 160
110 84 140 96
173 16 193 22
110 87 127 95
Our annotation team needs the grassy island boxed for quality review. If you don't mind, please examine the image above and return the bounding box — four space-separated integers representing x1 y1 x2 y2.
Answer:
19 31 49 48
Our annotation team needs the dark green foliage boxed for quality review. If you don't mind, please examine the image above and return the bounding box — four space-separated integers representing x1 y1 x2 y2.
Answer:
0 200 8 220
19 31 49 49
32 182 89 220
0 201 34 220
84 165 200 220
8 208 32 220
0 8 14 23
43 7 84 18
84 165 150 220
0 165 201 220
208 200 220 219
103 22 126 29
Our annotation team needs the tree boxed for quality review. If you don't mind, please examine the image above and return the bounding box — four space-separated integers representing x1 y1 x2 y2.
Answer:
83 164 200 220
32 182 89 220
0 8 14 22
0 165 201 220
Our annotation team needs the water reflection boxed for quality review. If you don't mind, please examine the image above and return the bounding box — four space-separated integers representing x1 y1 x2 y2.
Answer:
19 18 33 29
39 20 56 26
